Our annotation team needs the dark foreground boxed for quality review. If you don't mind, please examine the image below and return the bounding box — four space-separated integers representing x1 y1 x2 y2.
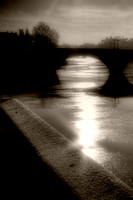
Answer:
0 99 133 200
0 100 78 199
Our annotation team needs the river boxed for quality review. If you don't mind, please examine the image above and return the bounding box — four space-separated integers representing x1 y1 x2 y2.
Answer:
19 55 133 188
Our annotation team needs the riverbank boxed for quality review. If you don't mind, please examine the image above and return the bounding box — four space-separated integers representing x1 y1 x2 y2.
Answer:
1 99 133 199
1 55 133 194
17 55 133 190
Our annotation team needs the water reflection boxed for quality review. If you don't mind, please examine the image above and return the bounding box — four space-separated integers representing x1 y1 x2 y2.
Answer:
74 95 99 148
72 95 106 161
57 56 109 92
56 55 109 159
21 55 133 188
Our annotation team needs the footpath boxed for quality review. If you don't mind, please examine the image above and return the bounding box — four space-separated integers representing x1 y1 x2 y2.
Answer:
0 99 133 199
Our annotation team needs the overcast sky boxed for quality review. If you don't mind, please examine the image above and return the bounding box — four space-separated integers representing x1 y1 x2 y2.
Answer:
0 0 133 45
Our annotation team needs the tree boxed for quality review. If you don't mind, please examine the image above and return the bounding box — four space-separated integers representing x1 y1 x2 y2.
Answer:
98 36 132 49
32 22 59 47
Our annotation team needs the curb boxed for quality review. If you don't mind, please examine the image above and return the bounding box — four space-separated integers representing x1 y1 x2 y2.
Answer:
1 99 133 199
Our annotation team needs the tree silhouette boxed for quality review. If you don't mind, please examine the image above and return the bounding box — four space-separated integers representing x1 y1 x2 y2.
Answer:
32 22 59 48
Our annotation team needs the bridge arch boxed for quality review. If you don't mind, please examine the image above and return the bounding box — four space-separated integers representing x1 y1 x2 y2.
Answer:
64 54 109 90
58 48 133 96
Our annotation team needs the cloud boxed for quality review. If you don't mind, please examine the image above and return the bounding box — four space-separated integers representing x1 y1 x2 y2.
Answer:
29 2 133 44
59 0 133 10
48 4 133 44
0 0 54 15
1 0 133 44
1 0 133 15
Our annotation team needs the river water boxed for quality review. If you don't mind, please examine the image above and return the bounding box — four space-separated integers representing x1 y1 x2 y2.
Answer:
20 55 133 188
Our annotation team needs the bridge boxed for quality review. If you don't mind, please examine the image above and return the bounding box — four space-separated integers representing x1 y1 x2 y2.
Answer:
58 47 133 96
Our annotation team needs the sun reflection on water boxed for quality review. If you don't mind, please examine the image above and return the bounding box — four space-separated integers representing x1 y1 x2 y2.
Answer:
73 95 100 159
67 55 99 65
76 120 98 147
59 55 106 160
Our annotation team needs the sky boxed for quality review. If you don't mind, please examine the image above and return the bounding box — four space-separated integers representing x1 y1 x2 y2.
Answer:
1 0 133 45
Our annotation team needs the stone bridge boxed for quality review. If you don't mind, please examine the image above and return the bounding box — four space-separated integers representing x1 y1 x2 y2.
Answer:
58 48 133 96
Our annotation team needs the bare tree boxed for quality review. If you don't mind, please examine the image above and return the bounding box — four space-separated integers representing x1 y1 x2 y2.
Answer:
32 22 59 47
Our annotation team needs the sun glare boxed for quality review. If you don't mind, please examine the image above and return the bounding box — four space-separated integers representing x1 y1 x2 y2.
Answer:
73 95 103 161
74 96 99 148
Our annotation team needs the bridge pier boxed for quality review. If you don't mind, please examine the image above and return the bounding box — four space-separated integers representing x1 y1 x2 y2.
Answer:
100 50 133 96
101 70 133 96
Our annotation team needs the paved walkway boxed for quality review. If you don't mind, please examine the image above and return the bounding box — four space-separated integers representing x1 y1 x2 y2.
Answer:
0 101 78 199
